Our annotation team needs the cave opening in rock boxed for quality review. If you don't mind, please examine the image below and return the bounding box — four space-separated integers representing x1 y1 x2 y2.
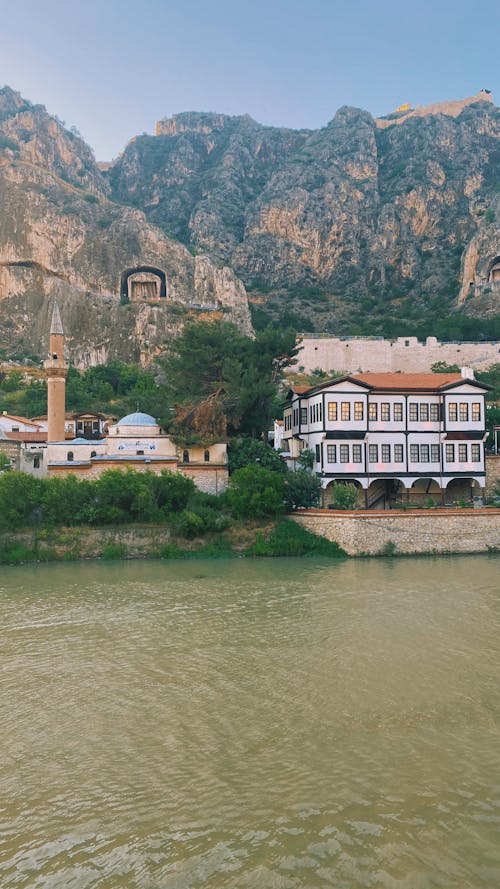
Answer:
487 256 500 284
120 267 167 303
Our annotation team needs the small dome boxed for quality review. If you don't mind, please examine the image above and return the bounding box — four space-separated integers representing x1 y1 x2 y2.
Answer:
117 411 158 427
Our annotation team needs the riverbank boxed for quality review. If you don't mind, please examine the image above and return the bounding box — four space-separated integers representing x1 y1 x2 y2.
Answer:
0 518 346 565
2 507 500 565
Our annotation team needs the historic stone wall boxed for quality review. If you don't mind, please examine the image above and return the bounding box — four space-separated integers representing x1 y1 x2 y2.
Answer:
181 466 228 495
295 336 500 375
291 509 500 555
485 455 500 497
48 460 228 495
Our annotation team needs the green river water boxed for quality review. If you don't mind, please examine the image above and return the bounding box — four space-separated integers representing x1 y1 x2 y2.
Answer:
1 554 499 888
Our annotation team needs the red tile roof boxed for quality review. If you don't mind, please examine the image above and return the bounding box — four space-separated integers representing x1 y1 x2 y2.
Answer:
354 372 464 390
0 413 43 426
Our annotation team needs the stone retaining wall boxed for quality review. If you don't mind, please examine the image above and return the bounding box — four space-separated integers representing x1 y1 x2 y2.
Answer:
291 509 500 556
485 455 500 497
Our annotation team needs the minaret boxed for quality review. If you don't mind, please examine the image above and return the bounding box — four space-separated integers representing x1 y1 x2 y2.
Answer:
44 300 68 442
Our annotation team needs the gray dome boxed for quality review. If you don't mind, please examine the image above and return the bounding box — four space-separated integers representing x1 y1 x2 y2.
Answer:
118 411 157 427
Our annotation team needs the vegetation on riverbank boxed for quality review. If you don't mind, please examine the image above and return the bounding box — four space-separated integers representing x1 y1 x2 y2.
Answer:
0 458 344 564
0 518 347 565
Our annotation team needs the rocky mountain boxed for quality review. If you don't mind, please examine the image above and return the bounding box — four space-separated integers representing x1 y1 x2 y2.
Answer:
109 91 500 332
0 87 251 367
1 85 499 367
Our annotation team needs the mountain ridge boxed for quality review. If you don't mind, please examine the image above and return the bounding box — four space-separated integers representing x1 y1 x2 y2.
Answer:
0 85 499 366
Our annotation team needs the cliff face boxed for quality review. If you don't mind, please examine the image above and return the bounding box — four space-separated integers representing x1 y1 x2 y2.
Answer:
0 88 251 366
1 85 499 362
109 93 500 328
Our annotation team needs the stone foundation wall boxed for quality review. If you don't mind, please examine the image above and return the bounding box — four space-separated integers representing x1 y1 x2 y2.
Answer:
291 509 500 556
181 466 228 495
485 455 500 497
47 461 228 495
295 336 500 375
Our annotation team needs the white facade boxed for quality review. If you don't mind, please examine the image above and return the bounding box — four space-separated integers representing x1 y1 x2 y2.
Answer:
283 372 490 506
0 413 43 433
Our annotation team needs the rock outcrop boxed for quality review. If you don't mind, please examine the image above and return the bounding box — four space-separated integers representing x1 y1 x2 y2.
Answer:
109 93 500 329
0 88 252 366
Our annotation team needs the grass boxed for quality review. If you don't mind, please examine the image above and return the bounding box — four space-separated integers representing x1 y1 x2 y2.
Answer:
246 519 347 558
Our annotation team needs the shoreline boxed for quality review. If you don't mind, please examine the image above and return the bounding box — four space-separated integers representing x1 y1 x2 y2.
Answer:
1 509 499 565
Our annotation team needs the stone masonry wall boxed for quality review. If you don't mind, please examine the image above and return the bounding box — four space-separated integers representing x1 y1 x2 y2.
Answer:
291 509 500 556
485 455 500 497
295 336 500 375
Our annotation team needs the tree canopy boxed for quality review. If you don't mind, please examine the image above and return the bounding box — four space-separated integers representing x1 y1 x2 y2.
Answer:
159 321 298 443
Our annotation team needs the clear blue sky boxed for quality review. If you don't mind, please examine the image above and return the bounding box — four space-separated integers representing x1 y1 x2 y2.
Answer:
1 0 499 160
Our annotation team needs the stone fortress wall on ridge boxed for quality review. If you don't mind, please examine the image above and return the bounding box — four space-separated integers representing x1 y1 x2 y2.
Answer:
295 336 500 376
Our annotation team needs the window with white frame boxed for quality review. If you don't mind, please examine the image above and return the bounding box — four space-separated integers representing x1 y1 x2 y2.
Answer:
340 444 349 463
381 444 390 463
431 444 440 463
352 444 362 463
458 444 467 462
327 444 337 462
368 444 378 463
459 403 468 423
420 444 430 462
394 444 404 463
341 402 350 421
472 403 481 422
328 402 337 421
409 444 419 462
448 403 458 422
430 404 440 422
471 443 481 462
354 402 364 421
300 407 307 424
381 403 390 422
368 403 377 422
393 403 403 422
445 443 455 462
409 403 418 422
420 403 429 422
315 444 321 462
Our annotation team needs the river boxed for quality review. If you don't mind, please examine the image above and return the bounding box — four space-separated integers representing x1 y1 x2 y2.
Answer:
1 554 499 888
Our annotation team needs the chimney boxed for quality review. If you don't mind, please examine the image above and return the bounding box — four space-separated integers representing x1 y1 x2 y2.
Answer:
461 366 475 380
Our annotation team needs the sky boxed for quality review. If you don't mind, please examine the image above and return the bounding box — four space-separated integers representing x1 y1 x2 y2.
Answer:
1 0 499 160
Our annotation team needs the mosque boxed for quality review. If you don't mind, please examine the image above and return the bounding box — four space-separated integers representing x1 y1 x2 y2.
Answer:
40 301 228 494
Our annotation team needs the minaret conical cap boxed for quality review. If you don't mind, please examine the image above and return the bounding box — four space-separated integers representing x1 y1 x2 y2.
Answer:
50 299 64 336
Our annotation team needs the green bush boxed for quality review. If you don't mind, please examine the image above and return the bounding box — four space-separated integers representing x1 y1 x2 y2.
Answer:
331 483 358 510
228 436 287 474
0 541 58 564
156 542 186 559
0 453 11 471
284 471 321 510
0 468 197 529
174 510 205 539
227 466 285 519
101 542 128 560
247 519 346 557
191 538 235 558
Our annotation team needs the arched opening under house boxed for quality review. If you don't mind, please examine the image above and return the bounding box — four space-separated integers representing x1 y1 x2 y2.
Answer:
322 478 363 509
